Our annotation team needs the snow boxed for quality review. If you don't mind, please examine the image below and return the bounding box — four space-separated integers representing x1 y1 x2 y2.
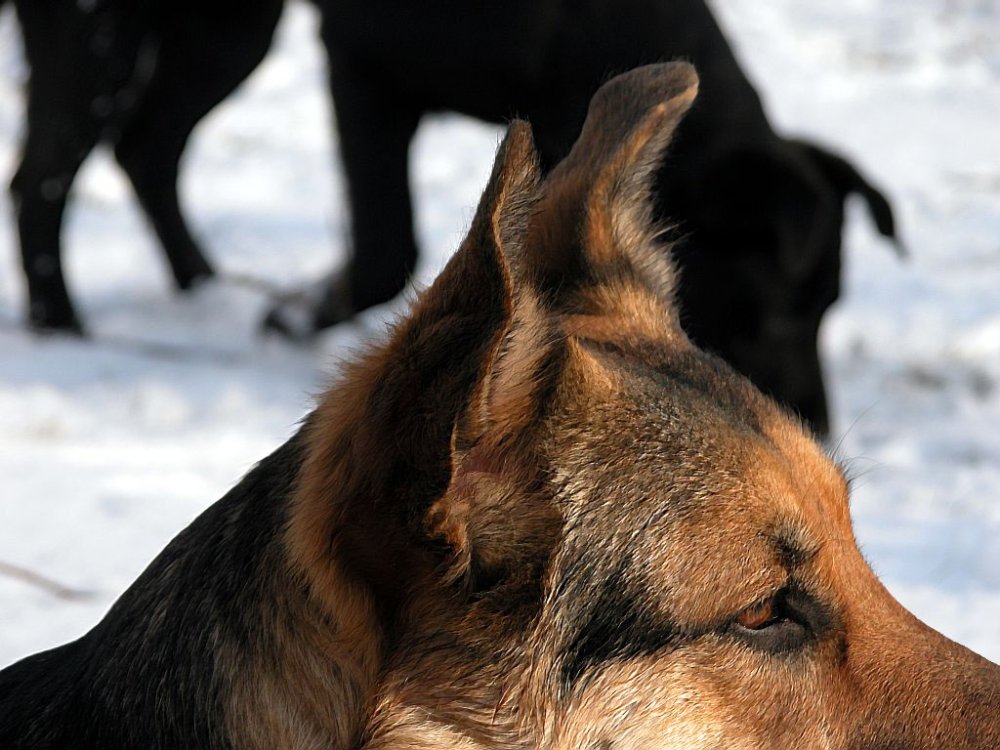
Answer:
1 0 998 667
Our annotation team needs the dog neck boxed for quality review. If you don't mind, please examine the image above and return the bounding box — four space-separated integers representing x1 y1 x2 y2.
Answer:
220 399 390 749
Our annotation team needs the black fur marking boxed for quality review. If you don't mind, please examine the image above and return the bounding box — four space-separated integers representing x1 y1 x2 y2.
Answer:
560 563 685 692
528 339 569 426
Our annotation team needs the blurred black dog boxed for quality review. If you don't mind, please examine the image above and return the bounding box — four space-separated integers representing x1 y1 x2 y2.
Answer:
282 0 899 436
3 0 897 434
3 0 283 334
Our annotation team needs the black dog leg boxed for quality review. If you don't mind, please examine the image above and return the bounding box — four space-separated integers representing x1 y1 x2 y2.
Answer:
114 62 215 291
319 48 422 327
11 121 99 334
10 0 156 334
114 9 280 291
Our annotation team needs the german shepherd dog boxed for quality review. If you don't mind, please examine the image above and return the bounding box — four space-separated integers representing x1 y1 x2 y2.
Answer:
280 0 900 437
2 0 283 334
2 64 995 749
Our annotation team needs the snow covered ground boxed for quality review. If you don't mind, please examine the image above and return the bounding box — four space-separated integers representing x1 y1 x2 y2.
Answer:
1 0 998 668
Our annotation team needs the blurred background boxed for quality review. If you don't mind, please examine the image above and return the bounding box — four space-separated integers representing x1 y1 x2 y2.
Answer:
0 0 998 666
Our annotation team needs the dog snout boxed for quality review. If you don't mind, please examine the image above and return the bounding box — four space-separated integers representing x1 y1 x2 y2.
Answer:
846 597 1000 748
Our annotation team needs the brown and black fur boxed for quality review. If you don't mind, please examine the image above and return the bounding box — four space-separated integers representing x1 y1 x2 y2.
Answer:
2 63 996 749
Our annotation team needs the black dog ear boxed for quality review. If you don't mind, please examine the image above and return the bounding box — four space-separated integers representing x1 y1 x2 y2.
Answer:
695 145 839 280
795 140 905 257
694 138 903 282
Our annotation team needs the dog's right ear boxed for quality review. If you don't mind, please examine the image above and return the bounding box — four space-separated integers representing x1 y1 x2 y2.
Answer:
290 122 543 612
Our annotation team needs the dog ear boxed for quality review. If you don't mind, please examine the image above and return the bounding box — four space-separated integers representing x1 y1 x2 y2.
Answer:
523 62 699 318
401 118 539 341
692 144 843 280
424 273 564 593
424 65 702 594
698 141 902 280
424 165 563 595
291 122 542 611
796 140 904 256
353 118 542 490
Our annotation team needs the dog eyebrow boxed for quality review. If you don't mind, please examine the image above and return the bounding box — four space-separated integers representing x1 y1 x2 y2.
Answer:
769 529 818 570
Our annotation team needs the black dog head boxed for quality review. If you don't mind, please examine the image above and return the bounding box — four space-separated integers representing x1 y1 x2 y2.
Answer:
665 139 899 437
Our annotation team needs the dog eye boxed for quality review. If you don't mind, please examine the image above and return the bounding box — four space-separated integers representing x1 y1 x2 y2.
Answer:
730 590 810 654
735 599 780 630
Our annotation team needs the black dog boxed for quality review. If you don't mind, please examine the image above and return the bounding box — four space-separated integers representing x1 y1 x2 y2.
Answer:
286 0 899 436
4 0 283 334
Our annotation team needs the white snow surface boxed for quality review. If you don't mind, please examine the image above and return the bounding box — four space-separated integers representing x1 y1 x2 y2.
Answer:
1 0 998 667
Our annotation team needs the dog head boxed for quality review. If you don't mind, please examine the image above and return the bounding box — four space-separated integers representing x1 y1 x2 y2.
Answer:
292 62 998 748
667 133 899 438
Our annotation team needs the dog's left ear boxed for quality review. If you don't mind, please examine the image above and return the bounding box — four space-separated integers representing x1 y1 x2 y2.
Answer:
426 63 702 594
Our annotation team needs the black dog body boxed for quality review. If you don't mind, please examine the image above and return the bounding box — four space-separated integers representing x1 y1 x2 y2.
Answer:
7 0 283 333
315 0 897 435
4 0 895 425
